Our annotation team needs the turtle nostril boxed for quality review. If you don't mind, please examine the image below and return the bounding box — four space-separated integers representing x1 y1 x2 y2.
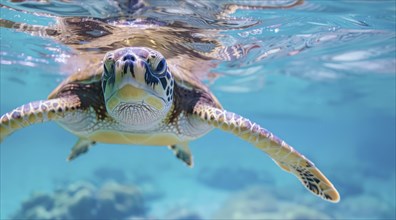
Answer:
122 60 135 77
123 54 136 61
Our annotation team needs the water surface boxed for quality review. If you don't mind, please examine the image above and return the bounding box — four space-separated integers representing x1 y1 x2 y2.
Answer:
1 0 395 219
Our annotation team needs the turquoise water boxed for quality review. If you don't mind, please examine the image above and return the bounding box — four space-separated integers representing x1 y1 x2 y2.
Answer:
0 0 395 219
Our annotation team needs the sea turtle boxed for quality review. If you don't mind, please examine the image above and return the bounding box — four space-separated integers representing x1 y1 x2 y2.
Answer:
1 0 339 202
0 46 339 203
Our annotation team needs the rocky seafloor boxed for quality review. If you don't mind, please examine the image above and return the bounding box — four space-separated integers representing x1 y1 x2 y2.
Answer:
9 165 396 219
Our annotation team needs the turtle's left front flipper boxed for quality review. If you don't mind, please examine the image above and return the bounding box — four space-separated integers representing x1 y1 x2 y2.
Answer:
0 18 60 38
0 96 80 142
193 104 340 203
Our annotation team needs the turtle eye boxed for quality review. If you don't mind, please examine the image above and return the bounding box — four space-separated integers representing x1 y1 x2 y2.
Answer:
105 56 114 67
154 59 166 74
103 54 115 77
147 53 166 75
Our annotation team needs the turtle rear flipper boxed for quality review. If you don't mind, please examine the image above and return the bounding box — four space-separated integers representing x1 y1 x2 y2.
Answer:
169 143 194 167
0 96 80 142
193 104 340 203
67 138 96 161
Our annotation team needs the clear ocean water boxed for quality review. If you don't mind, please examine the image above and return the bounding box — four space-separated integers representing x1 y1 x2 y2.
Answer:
0 0 395 219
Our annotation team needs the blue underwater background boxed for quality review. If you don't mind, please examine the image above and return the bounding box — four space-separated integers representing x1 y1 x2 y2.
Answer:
0 0 395 219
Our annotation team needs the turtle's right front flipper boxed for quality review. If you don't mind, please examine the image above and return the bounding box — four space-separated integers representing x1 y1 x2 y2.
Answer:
193 104 340 203
0 96 80 142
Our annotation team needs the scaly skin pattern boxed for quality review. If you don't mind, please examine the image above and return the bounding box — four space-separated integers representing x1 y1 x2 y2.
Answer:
193 103 340 203
0 96 80 142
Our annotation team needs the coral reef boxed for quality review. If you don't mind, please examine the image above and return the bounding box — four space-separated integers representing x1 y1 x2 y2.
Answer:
12 181 147 219
164 207 203 220
332 194 395 219
10 165 394 219
92 167 163 201
213 186 331 219
93 167 127 183
197 166 274 191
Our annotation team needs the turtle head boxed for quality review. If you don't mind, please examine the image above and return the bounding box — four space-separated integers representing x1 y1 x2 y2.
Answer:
102 47 174 127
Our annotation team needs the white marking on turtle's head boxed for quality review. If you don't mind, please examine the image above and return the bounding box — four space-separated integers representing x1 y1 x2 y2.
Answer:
101 47 174 127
